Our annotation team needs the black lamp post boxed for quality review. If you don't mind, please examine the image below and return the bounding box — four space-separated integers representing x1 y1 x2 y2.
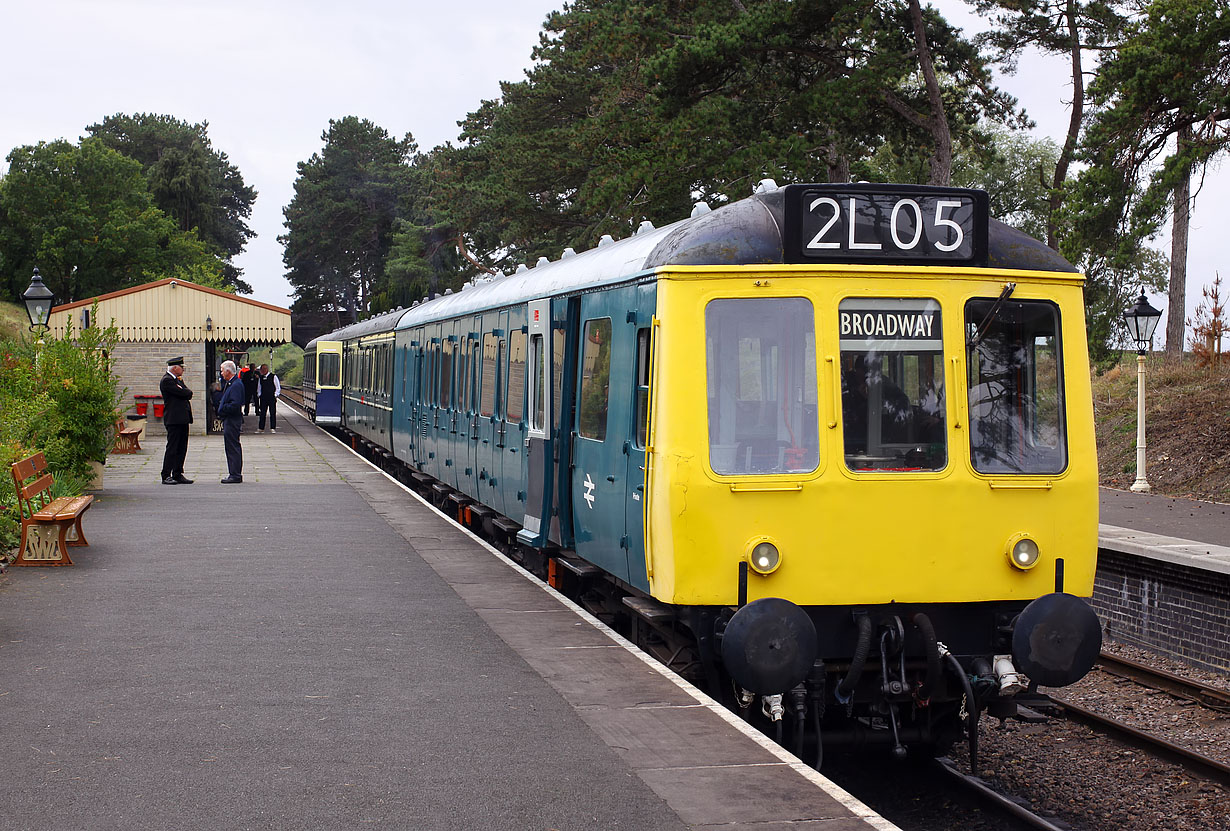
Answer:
22 268 55 343
1123 293 1163 492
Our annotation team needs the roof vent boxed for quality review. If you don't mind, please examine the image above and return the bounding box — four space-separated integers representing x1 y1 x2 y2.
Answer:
536 256 550 268
412 301 420 308
561 247 576 258
444 288 453 295
754 178 779 194
691 201 712 217
598 234 615 247
516 263 529 273
637 220 655 234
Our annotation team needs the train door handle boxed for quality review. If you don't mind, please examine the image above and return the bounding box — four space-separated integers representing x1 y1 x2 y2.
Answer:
606 475 615 482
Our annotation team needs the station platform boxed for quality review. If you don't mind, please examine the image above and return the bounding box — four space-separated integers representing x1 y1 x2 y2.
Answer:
1099 488 1230 575
0 406 895 831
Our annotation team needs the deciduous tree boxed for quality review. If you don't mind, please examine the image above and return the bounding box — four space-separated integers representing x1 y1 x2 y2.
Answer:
87 113 257 293
0 139 223 304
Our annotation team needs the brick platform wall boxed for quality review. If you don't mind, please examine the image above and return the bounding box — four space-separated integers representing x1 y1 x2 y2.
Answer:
1092 549 1230 674
111 342 208 437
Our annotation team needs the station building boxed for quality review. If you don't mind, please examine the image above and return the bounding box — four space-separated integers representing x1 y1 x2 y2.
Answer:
46 278 291 436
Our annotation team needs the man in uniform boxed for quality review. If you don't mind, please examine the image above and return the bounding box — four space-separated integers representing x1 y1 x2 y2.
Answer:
159 356 194 485
215 360 245 483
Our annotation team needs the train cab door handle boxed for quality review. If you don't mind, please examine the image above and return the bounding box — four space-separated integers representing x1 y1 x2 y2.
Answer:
606 475 616 482
949 356 963 429
825 356 839 428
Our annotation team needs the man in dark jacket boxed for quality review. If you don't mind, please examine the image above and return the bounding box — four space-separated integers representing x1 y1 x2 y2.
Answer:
241 363 259 415
257 364 280 433
215 360 245 483
159 356 194 485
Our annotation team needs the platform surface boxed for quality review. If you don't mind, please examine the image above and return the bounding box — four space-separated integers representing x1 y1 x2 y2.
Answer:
0 406 894 831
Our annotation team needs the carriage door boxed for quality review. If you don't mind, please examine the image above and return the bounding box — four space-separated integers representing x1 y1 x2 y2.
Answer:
570 288 639 584
623 284 656 592
461 319 482 497
517 298 554 546
409 340 426 468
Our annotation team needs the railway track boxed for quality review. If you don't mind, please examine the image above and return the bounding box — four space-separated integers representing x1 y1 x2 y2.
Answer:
933 758 1071 831
1046 651 1230 788
1095 651 1230 712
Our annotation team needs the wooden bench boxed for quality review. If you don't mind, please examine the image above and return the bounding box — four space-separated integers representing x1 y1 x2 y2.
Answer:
9 453 94 566
111 419 142 454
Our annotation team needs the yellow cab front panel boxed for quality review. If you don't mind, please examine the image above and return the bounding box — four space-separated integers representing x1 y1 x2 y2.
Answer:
643 264 1097 608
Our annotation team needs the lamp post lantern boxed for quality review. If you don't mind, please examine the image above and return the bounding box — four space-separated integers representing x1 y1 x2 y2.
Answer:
21 268 56 345
1123 293 1163 493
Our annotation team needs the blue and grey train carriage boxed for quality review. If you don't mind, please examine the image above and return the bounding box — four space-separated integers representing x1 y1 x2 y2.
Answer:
331 182 1104 766
302 336 343 424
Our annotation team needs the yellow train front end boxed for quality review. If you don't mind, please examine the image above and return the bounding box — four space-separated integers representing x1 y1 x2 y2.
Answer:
641 201 1103 758
647 264 1098 608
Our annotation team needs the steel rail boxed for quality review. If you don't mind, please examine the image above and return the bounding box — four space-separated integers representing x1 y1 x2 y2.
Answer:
933 757 1070 831
1096 652 1230 712
1047 696 1230 788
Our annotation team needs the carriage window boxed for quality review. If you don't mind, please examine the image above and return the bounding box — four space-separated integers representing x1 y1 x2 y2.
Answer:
529 333 546 430
839 298 946 472
320 353 339 387
440 340 453 407
966 299 1066 474
553 329 566 431
458 342 470 412
507 331 526 422
579 318 611 441
634 328 650 448
706 298 819 475
481 334 499 417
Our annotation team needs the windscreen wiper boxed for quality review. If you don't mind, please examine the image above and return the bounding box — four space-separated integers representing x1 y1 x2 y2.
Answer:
967 282 1016 350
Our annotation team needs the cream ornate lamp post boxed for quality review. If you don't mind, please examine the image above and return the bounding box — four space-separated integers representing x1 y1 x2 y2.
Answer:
1123 293 1163 493
21 268 55 346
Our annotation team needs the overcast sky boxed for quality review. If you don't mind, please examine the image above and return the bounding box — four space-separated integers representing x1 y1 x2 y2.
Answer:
3 0 1223 342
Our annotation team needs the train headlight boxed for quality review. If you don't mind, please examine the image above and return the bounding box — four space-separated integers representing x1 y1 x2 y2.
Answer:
1006 535 1040 570
747 540 782 575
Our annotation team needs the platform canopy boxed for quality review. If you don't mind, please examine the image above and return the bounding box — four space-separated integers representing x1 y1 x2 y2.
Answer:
46 278 291 344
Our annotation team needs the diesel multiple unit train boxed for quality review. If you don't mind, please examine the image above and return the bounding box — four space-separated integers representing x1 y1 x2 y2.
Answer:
302 182 1102 766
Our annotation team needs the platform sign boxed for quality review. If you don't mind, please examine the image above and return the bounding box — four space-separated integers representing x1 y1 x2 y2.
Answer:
783 184 988 267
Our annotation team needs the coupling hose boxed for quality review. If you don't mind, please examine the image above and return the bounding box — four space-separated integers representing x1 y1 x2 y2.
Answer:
911 612 941 701
835 613 872 704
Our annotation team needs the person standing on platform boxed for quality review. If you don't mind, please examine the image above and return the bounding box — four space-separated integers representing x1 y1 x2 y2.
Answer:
241 363 259 415
159 356 194 485
257 363 281 433
215 360 244 484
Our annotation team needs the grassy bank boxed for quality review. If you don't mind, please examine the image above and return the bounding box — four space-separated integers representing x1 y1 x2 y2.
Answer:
1091 355 1230 502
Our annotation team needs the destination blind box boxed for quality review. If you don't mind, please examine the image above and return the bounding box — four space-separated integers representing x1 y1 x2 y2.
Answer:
782 183 989 267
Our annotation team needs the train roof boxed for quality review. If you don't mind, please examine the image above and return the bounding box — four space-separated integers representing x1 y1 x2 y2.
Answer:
319 182 1076 338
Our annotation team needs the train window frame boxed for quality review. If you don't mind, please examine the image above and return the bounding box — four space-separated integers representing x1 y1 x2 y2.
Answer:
529 333 546 431
965 298 1067 475
705 297 820 476
440 339 453 409
480 333 499 418
578 317 612 442
838 297 947 473
634 327 650 449
320 352 339 388
507 330 526 423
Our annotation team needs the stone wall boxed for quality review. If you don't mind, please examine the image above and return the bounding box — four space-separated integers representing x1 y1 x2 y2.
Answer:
1092 549 1230 673
111 342 208 437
